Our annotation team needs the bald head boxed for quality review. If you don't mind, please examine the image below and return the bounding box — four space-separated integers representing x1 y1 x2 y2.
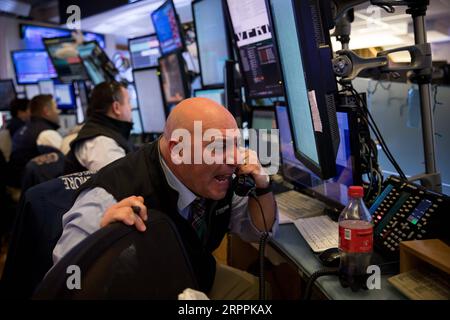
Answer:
163 97 237 140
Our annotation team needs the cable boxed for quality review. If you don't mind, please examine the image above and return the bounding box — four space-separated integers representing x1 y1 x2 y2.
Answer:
250 193 269 300
303 268 339 300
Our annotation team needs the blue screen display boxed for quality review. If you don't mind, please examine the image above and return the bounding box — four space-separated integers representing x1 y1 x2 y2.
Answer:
12 50 57 84
54 83 75 109
276 105 353 206
151 1 183 55
21 24 105 49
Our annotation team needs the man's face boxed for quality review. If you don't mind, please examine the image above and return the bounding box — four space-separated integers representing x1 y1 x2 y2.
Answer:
116 87 132 123
172 129 241 200
45 99 60 124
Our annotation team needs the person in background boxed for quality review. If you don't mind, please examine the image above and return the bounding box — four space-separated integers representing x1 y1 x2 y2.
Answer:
7 98 30 138
8 95 62 187
63 81 133 174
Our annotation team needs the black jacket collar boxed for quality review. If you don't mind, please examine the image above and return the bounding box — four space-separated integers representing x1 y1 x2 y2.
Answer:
87 113 132 141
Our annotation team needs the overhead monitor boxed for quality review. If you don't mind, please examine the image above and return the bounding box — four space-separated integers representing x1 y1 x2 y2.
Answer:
43 37 89 83
0 79 17 111
11 50 57 84
192 0 231 87
54 83 76 109
77 41 118 85
225 0 283 99
158 52 189 109
193 88 224 105
20 24 105 49
151 0 184 55
38 79 55 95
133 68 166 133
267 0 340 179
129 34 161 70
275 104 354 208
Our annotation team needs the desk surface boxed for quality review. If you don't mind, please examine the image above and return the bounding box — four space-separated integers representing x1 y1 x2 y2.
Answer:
271 223 406 300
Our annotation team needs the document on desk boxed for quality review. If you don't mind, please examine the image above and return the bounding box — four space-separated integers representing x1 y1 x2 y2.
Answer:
276 190 326 224
293 215 339 253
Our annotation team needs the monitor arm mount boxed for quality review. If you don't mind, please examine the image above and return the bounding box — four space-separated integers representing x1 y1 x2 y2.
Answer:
331 0 441 192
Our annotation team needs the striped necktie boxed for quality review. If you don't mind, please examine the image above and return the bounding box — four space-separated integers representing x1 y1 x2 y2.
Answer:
190 198 207 241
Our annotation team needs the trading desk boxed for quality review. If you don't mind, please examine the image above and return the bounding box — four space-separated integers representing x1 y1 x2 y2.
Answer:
270 223 405 300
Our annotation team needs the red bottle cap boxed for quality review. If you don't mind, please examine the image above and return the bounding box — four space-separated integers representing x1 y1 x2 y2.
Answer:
348 186 364 198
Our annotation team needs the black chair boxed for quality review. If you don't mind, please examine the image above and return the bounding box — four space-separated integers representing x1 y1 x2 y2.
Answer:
0 171 94 299
33 210 199 300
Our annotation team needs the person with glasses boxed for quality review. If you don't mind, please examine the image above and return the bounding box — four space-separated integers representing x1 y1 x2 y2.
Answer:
64 81 134 174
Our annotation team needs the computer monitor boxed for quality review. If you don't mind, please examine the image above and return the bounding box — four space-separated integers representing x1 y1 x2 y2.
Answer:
267 0 340 179
224 0 283 99
54 84 76 109
133 68 166 133
128 34 161 70
77 41 118 85
20 24 106 49
193 88 225 105
0 79 16 111
158 52 189 109
11 50 57 85
38 79 55 95
151 0 185 55
192 0 231 88
249 108 277 168
43 37 89 83
25 85 40 100
275 104 355 209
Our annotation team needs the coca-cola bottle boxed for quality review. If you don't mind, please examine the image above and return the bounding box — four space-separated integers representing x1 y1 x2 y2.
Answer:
338 186 373 291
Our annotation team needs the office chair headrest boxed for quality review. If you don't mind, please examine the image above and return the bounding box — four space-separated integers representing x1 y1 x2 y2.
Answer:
33 210 198 300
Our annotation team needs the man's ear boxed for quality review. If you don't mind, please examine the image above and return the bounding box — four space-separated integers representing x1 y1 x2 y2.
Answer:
110 101 121 117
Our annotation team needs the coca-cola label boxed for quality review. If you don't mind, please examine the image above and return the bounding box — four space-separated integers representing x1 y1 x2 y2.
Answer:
339 225 373 253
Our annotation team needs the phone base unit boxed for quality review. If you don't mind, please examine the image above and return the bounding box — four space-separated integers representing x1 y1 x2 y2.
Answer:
369 176 450 259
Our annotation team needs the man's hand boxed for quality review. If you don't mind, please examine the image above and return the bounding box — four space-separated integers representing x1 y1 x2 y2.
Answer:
100 196 148 232
237 148 270 189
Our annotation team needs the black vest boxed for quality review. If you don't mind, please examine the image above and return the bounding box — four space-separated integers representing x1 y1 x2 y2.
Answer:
64 113 133 174
9 117 60 186
77 140 234 292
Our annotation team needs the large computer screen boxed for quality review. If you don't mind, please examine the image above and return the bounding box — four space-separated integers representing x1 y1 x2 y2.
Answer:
225 0 283 98
77 42 118 85
20 24 105 49
158 52 189 107
193 88 224 105
133 68 166 133
267 0 340 179
129 34 161 70
193 0 230 87
276 105 353 207
11 50 57 84
43 37 89 83
151 0 184 55
54 84 75 109
0 80 16 111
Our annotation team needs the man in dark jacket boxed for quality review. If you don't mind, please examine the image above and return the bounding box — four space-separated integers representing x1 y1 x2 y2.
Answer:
7 98 30 138
64 81 133 174
9 95 61 187
54 98 279 299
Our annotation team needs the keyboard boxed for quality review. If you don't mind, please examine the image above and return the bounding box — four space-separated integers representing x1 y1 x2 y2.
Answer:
275 190 326 223
293 215 339 253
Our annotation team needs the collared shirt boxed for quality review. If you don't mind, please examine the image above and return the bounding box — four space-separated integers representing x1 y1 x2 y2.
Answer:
53 150 279 265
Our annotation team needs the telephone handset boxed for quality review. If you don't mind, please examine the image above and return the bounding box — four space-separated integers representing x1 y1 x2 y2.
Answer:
232 174 256 197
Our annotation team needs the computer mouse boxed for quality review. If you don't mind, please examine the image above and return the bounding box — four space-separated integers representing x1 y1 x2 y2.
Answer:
318 247 341 267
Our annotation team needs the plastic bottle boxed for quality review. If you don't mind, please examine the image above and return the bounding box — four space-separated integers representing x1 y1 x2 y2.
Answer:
338 186 373 291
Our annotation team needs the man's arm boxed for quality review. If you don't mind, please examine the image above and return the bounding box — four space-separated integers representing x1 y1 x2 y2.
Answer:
75 136 126 172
